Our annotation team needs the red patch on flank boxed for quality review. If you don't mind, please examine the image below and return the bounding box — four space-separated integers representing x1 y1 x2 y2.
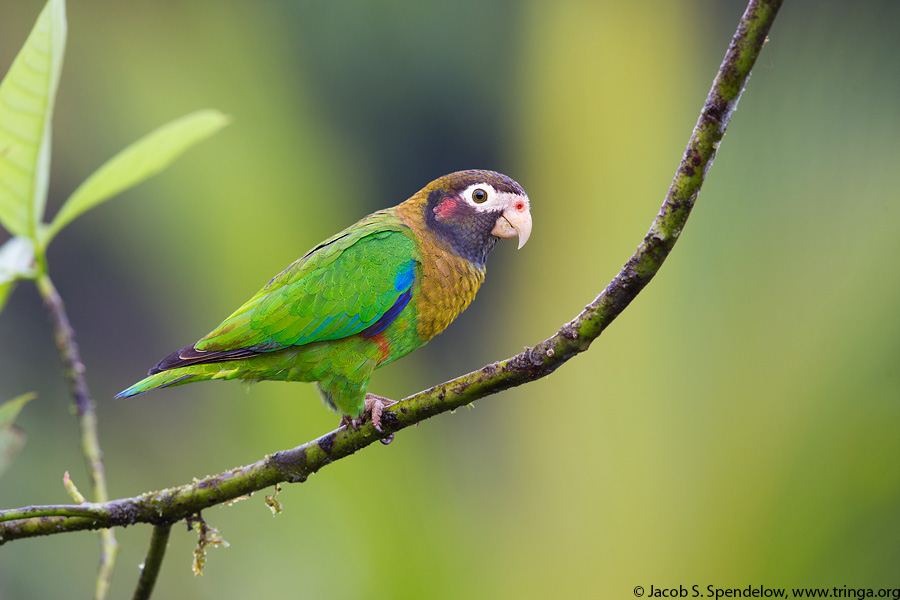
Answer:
370 332 391 363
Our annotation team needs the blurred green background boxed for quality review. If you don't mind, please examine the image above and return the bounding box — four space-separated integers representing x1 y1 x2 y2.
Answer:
2 1 899 598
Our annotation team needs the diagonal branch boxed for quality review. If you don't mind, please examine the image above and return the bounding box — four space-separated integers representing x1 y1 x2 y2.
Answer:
0 0 783 545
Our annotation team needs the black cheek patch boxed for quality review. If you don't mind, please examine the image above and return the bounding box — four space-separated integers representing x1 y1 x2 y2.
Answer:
423 189 501 267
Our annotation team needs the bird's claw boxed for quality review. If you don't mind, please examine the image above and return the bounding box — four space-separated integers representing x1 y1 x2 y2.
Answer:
339 394 398 437
365 393 393 433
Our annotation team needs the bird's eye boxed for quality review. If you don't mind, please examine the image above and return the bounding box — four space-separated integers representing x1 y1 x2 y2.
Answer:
472 188 488 203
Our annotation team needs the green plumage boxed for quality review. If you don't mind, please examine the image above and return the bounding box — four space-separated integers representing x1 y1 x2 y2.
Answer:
117 170 532 421
195 214 417 352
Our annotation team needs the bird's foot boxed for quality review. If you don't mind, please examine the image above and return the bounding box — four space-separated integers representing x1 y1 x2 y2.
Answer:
339 394 398 436
364 393 398 434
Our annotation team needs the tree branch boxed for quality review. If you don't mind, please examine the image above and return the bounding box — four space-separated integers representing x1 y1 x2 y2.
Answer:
34 272 118 598
0 0 783 545
132 524 172 600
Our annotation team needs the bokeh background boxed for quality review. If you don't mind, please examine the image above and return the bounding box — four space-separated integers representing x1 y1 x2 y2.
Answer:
2 1 899 598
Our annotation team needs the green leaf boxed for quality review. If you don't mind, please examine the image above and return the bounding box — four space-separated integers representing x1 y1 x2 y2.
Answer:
43 109 230 244
0 392 36 479
0 0 67 239
0 235 36 313
0 393 35 432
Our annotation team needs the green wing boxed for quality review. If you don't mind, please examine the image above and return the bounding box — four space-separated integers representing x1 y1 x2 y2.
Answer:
194 210 419 353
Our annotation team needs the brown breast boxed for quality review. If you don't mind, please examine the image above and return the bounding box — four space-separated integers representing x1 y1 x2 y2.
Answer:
395 193 486 342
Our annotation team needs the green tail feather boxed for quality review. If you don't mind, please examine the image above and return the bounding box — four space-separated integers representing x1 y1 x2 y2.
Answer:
115 370 197 398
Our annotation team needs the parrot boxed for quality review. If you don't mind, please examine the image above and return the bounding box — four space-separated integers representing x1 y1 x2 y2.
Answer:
116 169 532 431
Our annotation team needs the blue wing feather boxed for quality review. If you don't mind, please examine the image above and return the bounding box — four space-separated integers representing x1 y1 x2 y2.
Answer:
361 287 413 338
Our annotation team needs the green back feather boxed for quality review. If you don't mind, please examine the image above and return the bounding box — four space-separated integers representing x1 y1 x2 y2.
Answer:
195 209 420 353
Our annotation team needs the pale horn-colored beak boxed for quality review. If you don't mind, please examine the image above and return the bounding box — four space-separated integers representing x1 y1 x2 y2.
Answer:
491 195 532 249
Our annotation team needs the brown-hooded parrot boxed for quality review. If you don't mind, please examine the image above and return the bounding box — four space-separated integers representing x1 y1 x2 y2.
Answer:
117 170 532 430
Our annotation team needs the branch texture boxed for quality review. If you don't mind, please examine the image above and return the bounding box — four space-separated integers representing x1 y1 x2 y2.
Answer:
0 0 783 545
